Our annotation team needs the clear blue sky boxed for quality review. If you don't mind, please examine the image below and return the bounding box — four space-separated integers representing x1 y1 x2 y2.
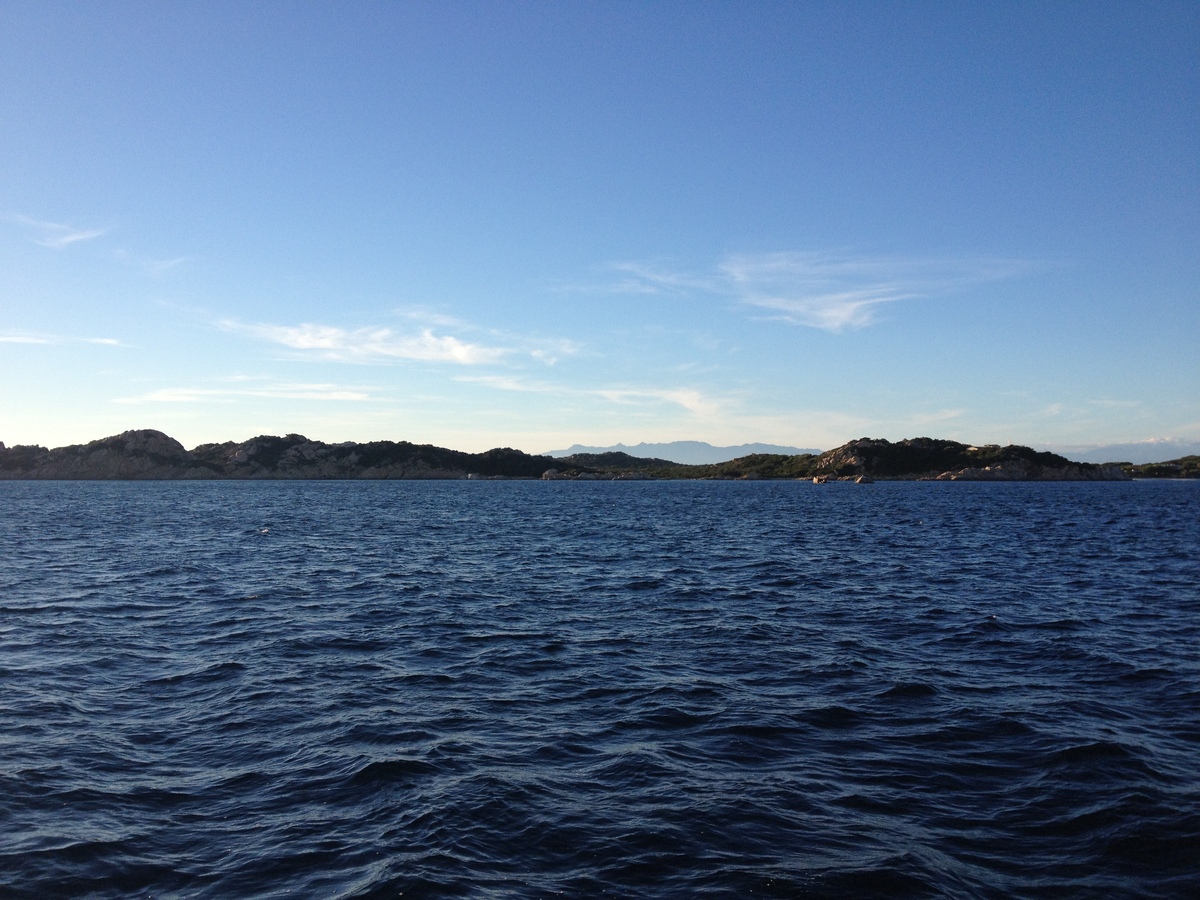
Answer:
2 1 1196 455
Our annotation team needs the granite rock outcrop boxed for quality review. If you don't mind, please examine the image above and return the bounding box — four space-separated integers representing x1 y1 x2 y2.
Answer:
0 430 214 480
809 437 1130 481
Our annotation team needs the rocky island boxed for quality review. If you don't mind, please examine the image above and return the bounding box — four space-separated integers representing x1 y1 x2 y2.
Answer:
0 431 554 481
0 430 1167 481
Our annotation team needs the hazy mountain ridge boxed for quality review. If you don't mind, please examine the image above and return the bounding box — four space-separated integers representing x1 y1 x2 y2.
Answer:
1044 439 1200 465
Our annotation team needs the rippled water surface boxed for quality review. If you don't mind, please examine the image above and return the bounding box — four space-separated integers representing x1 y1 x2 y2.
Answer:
2 480 1198 898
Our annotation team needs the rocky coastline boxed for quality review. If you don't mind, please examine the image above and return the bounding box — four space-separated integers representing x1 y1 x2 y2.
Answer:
0 431 560 481
0 430 1158 482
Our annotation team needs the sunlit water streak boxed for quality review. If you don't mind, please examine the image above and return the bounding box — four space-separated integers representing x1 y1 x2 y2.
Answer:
1 480 1198 898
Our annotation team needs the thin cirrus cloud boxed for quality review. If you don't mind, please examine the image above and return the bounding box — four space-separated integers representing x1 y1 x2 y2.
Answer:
456 374 559 393
114 383 370 404
10 214 108 249
457 374 720 416
221 320 510 365
0 330 121 346
593 387 719 416
605 252 1033 331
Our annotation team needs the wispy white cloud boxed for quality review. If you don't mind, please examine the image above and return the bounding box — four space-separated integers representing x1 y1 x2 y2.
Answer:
223 316 580 367
10 214 107 249
0 330 122 346
392 307 472 329
605 262 720 295
553 261 718 298
221 320 509 365
592 386 719 416
457 373 721 416
115 382 370 404
894 407 969 429
143 256 189 276
394 307 582 365
528 337 581 365
719 253 909 329
456 374 559 393
594 251 1033 332
732 252 1034 330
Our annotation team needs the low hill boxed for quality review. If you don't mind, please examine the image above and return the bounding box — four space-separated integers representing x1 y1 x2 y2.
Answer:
562 437 1130 481
556 451 680 470
543 440 818 464
806 437 1128 481
1122 456 1200 479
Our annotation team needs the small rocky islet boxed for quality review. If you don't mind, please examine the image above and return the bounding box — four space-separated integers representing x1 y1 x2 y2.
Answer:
1 429 1187 481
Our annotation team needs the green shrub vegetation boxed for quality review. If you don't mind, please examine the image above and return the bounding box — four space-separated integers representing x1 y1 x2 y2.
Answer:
1123 456 1200 479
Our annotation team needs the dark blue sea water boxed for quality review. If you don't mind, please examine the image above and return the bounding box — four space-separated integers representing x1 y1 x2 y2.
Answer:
1 480 1198 898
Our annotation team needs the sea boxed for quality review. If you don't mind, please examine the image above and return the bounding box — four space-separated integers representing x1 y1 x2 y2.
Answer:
1 479 1197 898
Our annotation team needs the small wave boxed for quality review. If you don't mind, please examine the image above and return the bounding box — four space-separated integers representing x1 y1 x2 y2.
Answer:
808 862 937 897
348 757 440 787
624 578 663 590
144 660 246 687
613 707 715 733
878 681 939 700
803 705 865 729
1044 740 1165 781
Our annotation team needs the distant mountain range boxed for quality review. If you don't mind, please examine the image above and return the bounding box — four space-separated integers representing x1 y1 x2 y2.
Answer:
543 440 819 465
1045 439 1200 465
